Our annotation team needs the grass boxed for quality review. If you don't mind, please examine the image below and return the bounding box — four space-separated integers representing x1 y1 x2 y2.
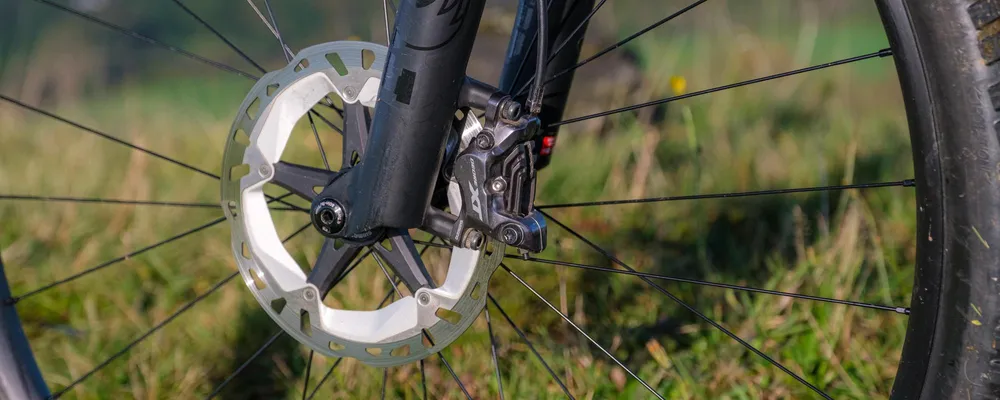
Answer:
0 0 916 399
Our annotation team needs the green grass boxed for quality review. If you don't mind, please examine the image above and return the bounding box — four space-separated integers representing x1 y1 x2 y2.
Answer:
0 1 917 399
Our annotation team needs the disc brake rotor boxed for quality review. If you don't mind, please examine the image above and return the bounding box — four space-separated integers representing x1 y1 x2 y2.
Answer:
221 41 504 367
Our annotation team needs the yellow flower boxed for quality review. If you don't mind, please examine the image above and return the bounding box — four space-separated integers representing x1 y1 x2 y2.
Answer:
670 75 687 96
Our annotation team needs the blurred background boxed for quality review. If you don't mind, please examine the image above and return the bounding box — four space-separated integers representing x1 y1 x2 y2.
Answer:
0 0 915 398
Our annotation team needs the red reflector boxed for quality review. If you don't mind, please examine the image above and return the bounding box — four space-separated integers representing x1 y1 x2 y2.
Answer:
542 136 557 148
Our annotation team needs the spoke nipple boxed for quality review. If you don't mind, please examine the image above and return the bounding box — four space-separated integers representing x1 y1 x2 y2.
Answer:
3 297 17 306
903 179 916 187
878 48 893 57
898 307 910 315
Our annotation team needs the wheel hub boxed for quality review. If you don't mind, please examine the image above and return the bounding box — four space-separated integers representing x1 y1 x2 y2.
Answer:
220 41 504 367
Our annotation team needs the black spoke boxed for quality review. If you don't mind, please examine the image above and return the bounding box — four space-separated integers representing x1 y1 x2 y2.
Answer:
308 113 332 170
438 354 473 400
537 179 915 209
518 0 710 98
170 0 266 74
0 194 301 211
373 252 405 298
550 48 892 127
420 359 428 400
10 217 226 304
49 272 238 398
0 94 219 180
381 368 389 400
500 264 662 399
205 330 285 400
547 0 608 64
540 211 833 399
328 248 375 289
485 304 506 400
310 109 345 135
261 0 292 62
488 294 574 399
301 350 314 400
304 358 343 400
205 225 309 399
305 279 399 399
513 254 909 314
27 0 257 80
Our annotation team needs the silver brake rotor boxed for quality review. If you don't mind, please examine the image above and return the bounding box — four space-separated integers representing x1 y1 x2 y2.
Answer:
220 41 504 367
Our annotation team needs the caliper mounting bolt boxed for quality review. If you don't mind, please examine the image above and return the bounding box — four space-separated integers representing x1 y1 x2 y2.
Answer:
475 133 494 150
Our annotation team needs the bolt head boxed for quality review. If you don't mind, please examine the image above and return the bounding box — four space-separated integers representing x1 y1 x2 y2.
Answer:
258 164 272 177
417 292 431 306
344 87 356 98
312 200 346 235
501 101 522 120
501 225 521 245
475 133 494 150
464 230 484 250
303 288 316 301
489 178 507 193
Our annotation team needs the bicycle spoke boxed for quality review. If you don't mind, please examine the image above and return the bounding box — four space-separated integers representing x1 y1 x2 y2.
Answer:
488 294 574 399
0 195 215 209
381 368 389 399
518 0 710 97
514 254 909 314
304 357 343 400
205 330 285 400
27 0 257 80
0 94 218 180
170 0 266 74
245 0 294 60
540 211 833 399
261 0 292 62
310 109 345 135
549 49 892 127
10 217 225 304
49 272 239 398
500 264 662 399
547 0 608 64
308 113 332 170
438 354 473 400
0 194 300 212
537 179 915 209
485 304 506 400
373 251 405 298
420 359 428 400
302 350 314 400
382 0 392 45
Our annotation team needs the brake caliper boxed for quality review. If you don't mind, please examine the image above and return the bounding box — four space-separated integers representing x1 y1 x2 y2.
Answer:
450 97 547 253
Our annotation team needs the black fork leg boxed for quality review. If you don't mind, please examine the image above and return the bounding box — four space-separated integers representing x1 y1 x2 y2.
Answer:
347 0 488 233
500 0 596 169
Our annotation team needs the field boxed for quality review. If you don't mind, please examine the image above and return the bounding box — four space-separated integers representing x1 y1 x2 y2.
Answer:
0 0 916 399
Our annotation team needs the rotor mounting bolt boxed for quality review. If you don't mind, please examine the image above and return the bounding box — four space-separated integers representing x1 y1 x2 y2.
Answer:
475 133 494 150
417 292 431 306
258 164 272 178
344 87 356 98
303 287 317 301
489 178 507 193
501 100 522 120
312 200 347 235
464 230 484 250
